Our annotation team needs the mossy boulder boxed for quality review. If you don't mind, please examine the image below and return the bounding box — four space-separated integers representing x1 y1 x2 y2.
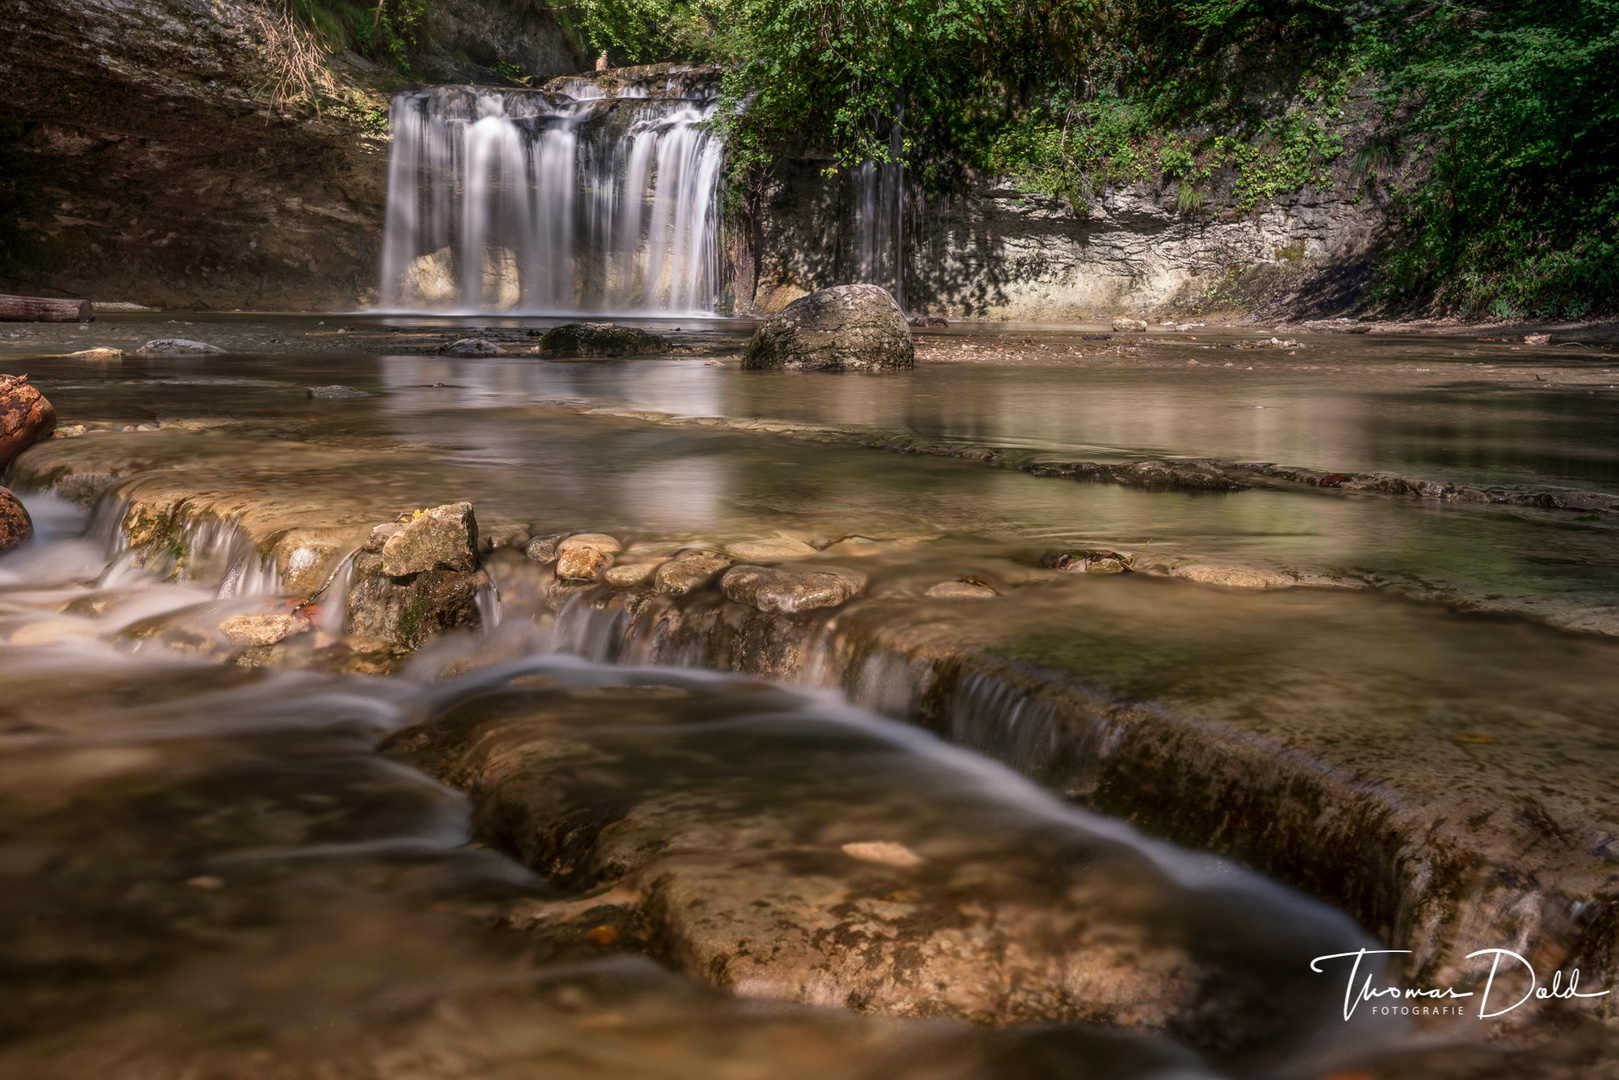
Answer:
535 323 670 357
742 285 914 372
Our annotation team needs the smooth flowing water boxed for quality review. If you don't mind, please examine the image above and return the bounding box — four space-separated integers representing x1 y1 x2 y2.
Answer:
4 314 1618 1077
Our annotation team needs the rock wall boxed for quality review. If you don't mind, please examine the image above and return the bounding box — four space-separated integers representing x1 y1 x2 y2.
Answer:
744 158 1381 319
0 0 579 311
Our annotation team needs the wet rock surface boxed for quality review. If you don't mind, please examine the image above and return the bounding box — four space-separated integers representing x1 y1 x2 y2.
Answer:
345 551 487 651
535 323 671 357
743 285 915 371
382 674 1364 1055
381 502 480 576
135 339 227 355
0 487 33 552
0 374 55 471
721 564 868 613
439 338 508 357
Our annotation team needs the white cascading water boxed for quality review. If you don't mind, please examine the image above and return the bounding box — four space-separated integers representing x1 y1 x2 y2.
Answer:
378 69 725 314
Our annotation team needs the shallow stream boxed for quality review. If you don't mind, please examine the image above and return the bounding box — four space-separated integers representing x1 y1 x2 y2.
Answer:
3 314 1617 1077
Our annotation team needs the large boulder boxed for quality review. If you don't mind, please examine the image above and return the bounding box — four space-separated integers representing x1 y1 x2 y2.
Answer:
534 323 670 357
743 285 914 371
0 375 55 472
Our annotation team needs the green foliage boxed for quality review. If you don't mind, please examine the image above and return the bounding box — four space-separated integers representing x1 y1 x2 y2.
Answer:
1365 0 1619 317
285 0 427 76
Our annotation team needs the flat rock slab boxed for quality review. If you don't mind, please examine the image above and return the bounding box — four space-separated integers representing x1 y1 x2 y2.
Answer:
135 339 226 354
439 338 507 357
721 564 867 613
535 323 670 357
382 671 1370 1058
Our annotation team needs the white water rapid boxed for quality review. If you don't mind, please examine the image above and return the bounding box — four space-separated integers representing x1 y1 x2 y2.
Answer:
378 69 725 314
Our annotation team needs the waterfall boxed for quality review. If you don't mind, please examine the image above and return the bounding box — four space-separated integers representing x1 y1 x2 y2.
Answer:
378 68 726 314
852 161 905 310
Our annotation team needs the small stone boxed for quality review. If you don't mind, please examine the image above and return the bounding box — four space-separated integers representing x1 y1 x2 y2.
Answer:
654 554 732 595
70 347 123 361
363 521 404 553
725 538 817 560
381 502 479 576
307 385 370 398
1524 333 1551 346
841 841 924 867
187 876 225 890
135 339 227 355
604 562 657 586
1042 550 1133 574
218 611 311 647
925 579 996 599
482 524 531 551
1111 318 1148 332
524 533 564 563
720 565 867 614
438 338 507 357
1169 563 1293 589
1172 563 1295 586
0 487 33 553
555 533 620 582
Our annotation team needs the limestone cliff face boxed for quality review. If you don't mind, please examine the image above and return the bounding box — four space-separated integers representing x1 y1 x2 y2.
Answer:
0 0 578 311
743 158 1382 320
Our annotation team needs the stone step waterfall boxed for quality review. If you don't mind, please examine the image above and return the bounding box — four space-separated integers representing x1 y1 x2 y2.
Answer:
378 68 725 314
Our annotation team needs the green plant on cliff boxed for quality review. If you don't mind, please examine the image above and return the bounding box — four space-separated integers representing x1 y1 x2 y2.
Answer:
282 0 428 76
1366 0 1619 318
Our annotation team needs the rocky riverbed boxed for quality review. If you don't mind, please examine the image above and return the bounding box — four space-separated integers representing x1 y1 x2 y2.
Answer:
5 313 1619 1077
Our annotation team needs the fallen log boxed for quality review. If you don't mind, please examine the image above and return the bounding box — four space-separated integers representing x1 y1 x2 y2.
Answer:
0 295 93 322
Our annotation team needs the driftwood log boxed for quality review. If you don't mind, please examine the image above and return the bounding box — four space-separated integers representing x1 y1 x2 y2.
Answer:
0 295 93 322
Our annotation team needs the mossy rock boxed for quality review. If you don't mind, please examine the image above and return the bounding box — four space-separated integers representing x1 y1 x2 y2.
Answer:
535 323 671 358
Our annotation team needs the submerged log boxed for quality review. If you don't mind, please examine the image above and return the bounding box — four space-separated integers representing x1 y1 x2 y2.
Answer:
0 295 93 322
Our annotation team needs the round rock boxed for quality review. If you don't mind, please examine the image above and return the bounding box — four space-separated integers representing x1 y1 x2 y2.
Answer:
654 553 732 595
0 487 33 553
0 375 56 473
742 285 914 371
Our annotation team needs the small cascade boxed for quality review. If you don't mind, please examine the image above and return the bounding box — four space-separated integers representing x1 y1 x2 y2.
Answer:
852 161 906 310
379 67 727 314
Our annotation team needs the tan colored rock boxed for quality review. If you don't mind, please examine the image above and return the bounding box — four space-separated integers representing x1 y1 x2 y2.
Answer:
654 553 732 595
720 565 866 614
841 841 924 867
726 538 817 560
218 611 311 647
70 347 123 361
604 562 657 587
401 246 457 306
1111 318 1148 332
924 579 996 600
1168 563 1293 589
556 533 620 582
381 502 480 577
